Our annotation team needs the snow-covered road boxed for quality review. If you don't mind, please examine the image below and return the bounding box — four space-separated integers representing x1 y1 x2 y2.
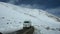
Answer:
0 2 60 34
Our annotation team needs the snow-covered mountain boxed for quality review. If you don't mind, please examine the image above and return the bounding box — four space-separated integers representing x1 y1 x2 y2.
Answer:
0 2 60 34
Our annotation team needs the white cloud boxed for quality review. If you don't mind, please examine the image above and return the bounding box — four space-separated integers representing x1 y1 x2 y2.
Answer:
46 7 60 17
8 0 19 4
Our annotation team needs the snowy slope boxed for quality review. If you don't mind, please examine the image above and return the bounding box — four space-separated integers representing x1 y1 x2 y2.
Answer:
0 2 60 34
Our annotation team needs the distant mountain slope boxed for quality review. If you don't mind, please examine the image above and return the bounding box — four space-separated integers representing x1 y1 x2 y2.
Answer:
0 2 60 34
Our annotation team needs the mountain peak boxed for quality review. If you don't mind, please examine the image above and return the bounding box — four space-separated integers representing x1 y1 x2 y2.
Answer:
0 2 60 34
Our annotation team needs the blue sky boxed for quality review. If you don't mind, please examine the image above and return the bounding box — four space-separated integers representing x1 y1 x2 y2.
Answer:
0 0 60 9
0 0 60 17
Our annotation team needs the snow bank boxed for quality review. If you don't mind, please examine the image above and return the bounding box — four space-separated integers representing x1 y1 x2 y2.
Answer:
0 2 60 34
